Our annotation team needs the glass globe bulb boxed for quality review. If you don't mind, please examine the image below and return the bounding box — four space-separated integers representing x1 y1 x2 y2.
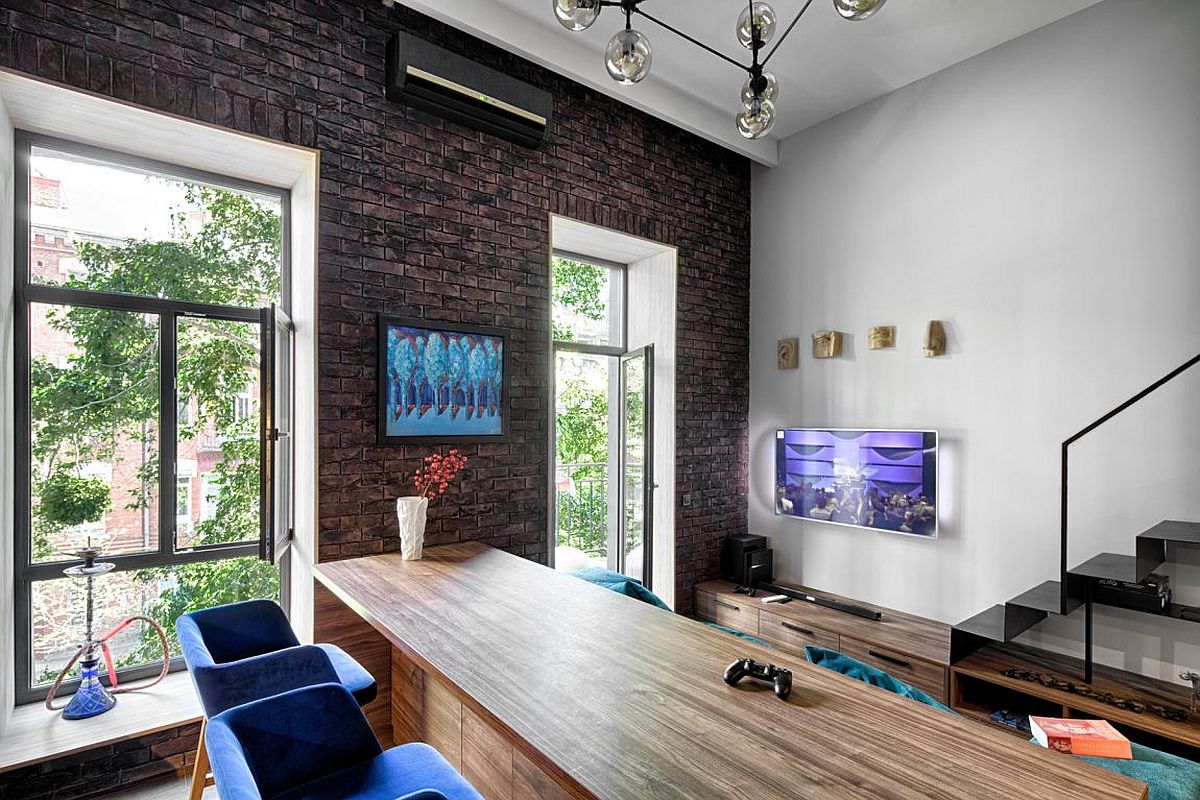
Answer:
736 97 776 139
553 0 602 31
740 72 779 105
833 0 888 21
605 29 653 85
736 3 777 49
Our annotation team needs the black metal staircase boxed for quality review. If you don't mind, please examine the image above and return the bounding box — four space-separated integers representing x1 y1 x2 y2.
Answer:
951 352 1200 678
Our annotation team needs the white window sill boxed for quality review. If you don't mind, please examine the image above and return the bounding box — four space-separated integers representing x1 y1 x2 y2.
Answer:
0 671 200 774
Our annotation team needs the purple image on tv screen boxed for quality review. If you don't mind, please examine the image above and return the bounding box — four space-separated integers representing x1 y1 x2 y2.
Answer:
775 429 938 538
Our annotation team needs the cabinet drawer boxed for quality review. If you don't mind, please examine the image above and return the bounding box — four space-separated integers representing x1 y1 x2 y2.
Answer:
757 610 839 655
695 590 758 635
838 637 948 703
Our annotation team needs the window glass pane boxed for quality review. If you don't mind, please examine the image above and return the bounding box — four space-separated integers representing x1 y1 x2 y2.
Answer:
28 145 283 308
554 351 615 570
29 303 159 563
176 316 261 551
551 257 622 345
31 556 279 685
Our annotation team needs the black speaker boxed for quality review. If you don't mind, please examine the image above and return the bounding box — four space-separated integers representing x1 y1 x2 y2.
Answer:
721 534 772 586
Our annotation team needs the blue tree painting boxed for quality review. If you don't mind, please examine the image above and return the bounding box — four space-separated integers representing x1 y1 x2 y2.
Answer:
381 319 506 441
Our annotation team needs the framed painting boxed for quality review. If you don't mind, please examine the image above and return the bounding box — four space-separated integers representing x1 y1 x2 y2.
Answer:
377 315 509 444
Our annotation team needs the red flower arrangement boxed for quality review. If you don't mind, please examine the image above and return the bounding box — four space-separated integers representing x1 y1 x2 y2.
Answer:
413 449 469 500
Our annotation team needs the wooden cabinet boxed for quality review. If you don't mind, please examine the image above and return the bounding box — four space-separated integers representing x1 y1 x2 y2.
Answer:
838 637 948 701
695 581 951 704
695 589 759 635
757 609 839 655
391 648 581 800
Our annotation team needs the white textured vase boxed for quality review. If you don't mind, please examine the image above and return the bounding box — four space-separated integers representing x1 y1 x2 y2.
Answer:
396 496 429 560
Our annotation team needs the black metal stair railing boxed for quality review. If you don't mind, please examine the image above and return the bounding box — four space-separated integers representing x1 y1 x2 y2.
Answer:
1060 352 1200 681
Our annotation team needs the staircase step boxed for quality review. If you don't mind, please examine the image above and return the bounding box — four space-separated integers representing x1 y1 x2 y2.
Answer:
1068 552 1155 584
955 604 1008 643
1137 519 1200 546
1007 580 1082 616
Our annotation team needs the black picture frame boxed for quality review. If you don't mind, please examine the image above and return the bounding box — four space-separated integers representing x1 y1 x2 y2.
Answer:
377 314 510 445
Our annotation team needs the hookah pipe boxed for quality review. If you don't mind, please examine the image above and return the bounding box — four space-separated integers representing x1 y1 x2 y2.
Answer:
44 543 171 718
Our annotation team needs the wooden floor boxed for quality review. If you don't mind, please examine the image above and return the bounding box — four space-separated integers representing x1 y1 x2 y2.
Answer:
101 775 216 800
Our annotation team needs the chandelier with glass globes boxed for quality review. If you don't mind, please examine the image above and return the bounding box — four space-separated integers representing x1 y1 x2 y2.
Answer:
552 0 888 139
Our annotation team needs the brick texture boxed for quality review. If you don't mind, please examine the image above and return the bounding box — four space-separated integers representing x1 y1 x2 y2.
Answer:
0 1 750 796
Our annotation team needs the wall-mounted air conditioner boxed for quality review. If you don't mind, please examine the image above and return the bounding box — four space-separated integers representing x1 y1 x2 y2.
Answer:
386 32 553 148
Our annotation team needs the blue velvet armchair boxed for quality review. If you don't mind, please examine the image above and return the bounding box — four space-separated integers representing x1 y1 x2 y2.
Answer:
178 599 380 800
177 599 377 717
206 683 483 800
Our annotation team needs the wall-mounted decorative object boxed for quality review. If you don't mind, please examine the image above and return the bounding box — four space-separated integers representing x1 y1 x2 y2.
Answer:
868 325 895 350
812 330 843 359
378 315 509 444
777 338 799 369
923 320 947 358
549 0 889 140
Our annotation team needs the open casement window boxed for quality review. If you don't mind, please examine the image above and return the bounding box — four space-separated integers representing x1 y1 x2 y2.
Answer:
13 133 288 701
260 304 295 564
620 345 654 589
551 251 656 588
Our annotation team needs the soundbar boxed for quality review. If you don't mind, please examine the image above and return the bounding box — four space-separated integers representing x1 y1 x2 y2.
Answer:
760 583 882 621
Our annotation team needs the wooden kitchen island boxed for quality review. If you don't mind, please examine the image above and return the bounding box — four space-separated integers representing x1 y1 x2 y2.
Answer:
314 543 1147 800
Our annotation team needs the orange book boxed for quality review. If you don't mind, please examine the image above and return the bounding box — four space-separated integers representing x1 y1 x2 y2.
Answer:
1029 716 1133 759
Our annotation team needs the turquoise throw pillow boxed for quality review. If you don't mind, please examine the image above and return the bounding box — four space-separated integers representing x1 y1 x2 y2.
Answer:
804 645 954 713
1078 742 1200 800
569 567 671 610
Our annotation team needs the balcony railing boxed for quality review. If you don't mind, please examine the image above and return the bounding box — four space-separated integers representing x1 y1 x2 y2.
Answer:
555 463 608 559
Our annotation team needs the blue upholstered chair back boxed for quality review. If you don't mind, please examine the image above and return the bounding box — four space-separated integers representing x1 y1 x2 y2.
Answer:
179 599 300 664
206 683 383 800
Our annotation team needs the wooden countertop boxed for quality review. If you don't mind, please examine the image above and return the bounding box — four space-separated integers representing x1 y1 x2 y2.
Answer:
696 579 952 664
315 544 1146 800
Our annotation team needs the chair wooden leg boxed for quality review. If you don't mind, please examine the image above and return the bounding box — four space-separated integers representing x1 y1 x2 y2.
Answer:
189 719 211 800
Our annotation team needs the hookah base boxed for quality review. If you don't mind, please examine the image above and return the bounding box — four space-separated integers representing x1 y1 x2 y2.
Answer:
61 660 117 720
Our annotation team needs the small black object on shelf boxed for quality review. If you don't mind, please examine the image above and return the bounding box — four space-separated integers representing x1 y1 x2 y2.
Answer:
723 658 793 701
721 534 774 592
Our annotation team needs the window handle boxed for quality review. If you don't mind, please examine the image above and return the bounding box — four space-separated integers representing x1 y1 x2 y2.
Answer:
714 599 739 611
780 621 814 637
868 650 912 670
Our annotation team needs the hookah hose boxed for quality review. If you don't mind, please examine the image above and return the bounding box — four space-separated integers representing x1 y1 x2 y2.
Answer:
44 616 172 712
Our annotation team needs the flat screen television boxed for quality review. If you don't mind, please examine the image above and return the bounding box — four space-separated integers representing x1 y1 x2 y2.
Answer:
775 428 938 538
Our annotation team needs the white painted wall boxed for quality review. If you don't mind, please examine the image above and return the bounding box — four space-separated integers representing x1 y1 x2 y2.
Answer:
628 251 677 608
0 92 16 737
750 0 1200 681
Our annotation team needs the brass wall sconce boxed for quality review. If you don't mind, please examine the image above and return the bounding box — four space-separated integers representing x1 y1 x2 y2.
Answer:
923 320 947 357
868 325 895 350
777 338 799 369
812 330 843 359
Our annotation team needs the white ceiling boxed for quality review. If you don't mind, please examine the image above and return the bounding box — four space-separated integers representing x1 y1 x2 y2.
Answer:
399 0 1107 165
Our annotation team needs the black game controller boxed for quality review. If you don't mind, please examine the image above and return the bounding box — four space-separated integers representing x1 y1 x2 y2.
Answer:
723 658 792 700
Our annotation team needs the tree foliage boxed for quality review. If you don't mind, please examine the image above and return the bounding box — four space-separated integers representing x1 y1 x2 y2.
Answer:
32 183 281 666
551 258 608 342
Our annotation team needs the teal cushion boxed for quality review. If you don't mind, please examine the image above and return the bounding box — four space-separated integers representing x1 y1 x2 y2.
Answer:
804 645 954 713
1077 742 1200 800
569 567 671 610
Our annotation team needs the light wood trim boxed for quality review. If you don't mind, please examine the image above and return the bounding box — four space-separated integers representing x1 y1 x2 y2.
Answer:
317 545 1147 800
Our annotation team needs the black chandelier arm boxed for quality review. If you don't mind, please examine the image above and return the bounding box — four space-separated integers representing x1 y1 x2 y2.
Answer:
761 0 815 68
633 7 752 73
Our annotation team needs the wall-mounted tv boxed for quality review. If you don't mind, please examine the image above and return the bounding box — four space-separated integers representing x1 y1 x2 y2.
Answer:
775 428 938 539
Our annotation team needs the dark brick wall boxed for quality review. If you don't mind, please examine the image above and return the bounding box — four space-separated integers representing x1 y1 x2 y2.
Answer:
0 0 749 795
